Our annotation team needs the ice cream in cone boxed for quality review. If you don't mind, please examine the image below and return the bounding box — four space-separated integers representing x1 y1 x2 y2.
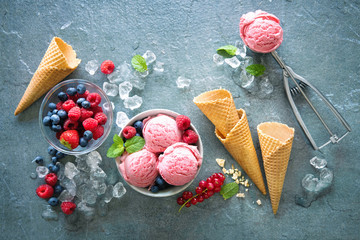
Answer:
14 37 81 115
257 122 294 214
194 89 266 194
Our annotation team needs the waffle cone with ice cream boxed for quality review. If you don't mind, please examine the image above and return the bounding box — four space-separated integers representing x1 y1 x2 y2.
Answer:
14 37 81 115
194 89 266 194
257 122 294 214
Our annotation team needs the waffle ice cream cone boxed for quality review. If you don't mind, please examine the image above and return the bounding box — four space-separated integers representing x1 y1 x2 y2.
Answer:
257 122 295 214
14 37 81 115
193 89 239 137
215 109 266 195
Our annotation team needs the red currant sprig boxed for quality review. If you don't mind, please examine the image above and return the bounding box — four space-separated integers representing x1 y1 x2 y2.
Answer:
177 173 225 212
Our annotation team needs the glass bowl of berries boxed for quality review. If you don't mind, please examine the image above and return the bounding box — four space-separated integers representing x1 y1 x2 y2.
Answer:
39 79 113 155
111 109 203 197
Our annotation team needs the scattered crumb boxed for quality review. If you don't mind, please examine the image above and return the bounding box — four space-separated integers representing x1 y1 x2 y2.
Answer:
236 193 245 198
222 168 227 174
245 189 248 192
256 199 262 205
216 158 225 168
229 169 234 175
235 179 240 184
231 164 235 170
244 179 249 187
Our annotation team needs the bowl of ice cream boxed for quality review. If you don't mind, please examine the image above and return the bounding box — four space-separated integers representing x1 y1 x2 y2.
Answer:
115 109 203 197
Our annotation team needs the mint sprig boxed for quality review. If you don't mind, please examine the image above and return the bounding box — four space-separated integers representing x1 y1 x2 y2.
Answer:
124 136 145 154
106 134 145 158
220 182 239 200
131 55 148 72
245 64 266 77
217 45 238 58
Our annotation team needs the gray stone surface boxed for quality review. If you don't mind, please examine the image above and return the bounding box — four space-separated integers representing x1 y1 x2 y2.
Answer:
1 0 359 239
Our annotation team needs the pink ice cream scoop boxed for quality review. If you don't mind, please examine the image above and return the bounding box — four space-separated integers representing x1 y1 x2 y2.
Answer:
239 10 283 53
118 149 158 187
142 114 182 153
158 142 202 186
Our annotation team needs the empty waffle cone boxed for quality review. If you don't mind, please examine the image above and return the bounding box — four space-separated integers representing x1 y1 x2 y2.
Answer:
193 89 239 137
215 109 266 195
14 37 81 115
257 122 295 214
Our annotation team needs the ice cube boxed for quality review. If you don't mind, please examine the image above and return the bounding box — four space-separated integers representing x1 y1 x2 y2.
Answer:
103 82 118 97
134 70 149 78
56 162 65 181
301 174 319 192
153 61 164 72
116 111 129 129
64 162 80 179
73 171 89 186
130 75 146 90
310 156 327 169
58 190 75 202
75 156 91 173
90 167 107 182
225 56 241 68
243 56 254 68
118 62 132 80
85 60 99 75
103 102 115 112
176 76 191 88
259 77 274 96
42 205 59 221
124 95 143 110
85 151 102 169
319 168 333 184
239 70 256 90
92 180 107 195
235 40 247 59
83 187 98 205
77 201 95 221
213 53 224 66
97 199 108 217
113 182 126 198
104 185 114 203
107 70 122 84
36 166 49 178
119 81 133 100
142 50 156 65
60 178 76 196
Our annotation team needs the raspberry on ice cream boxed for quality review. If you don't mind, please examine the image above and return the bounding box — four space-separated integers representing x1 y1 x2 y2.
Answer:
118 149 158 188
239 10 283 53
158 142 202 186
142 114 182 153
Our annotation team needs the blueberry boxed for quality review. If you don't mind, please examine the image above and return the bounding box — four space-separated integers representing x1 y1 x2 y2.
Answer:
135 133 142 137
57 109 67 119
77 84 86 94
47 146 57 156
51 156 58 164
48 163 55 172
48 102 56 110
32 156 44 165
155 175 166 190
77 98 86 106
58 91 68 101
51 164 59 173
133 120 144 133
66 87 77 96
81 100 91 109
150 185 160 193
83 130 93 141
79 138 88 147
47 111 53 117
55 151 65 159
52 109 58 115
51 124 62 132
50 114 60 124
43 116 51 126
54 185 64 195
48 197 59 206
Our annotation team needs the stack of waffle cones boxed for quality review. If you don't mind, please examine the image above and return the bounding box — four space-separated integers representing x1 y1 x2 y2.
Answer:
14 37 81 115
257 122 294 214
194 89 266 195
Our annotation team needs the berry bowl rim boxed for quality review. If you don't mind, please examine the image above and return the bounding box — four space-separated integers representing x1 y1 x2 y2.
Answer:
115 108 203 198
39 79 113 156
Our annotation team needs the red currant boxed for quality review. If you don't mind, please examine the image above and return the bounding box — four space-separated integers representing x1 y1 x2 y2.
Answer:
191 197 198 205
185 202 191 208
198 195 205 202
207 190 214 197
195 187 203 194
206 177 213 183
203 193 209 199
199 180 207 189
213 178 222 187
182 191 193 200
216 173 226 182
177 197 185 205
206 182 214 191
214 186 222 193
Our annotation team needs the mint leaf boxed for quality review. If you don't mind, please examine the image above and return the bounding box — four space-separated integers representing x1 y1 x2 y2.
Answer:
125 136 145 154
131 55 148 72
106 143 124 158
245 64 266 77
220 182 239 200
113 134 123 144
217 45 238 58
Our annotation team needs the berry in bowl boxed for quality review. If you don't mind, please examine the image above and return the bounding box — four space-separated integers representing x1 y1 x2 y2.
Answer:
39 79 113 155
109 109 203 197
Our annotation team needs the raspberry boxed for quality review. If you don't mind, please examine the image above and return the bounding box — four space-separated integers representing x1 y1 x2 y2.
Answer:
45 173 58 186
90 105 103 115
76 90 89 99
86 93 101 107
63 119 79 130
100 60 115 74
61 202 76 215
94 112 107 125
56 102 63 110
62 100 76 112
182 129 199 144
36 184 54 199
67 94 78 102
68 106 81 121
176 115 191 130
79 108 93 122
122 126 136 139
83 118 98 131
92 125 104 140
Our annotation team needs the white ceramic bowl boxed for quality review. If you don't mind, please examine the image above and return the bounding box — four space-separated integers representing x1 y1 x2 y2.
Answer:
115 109 203 197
